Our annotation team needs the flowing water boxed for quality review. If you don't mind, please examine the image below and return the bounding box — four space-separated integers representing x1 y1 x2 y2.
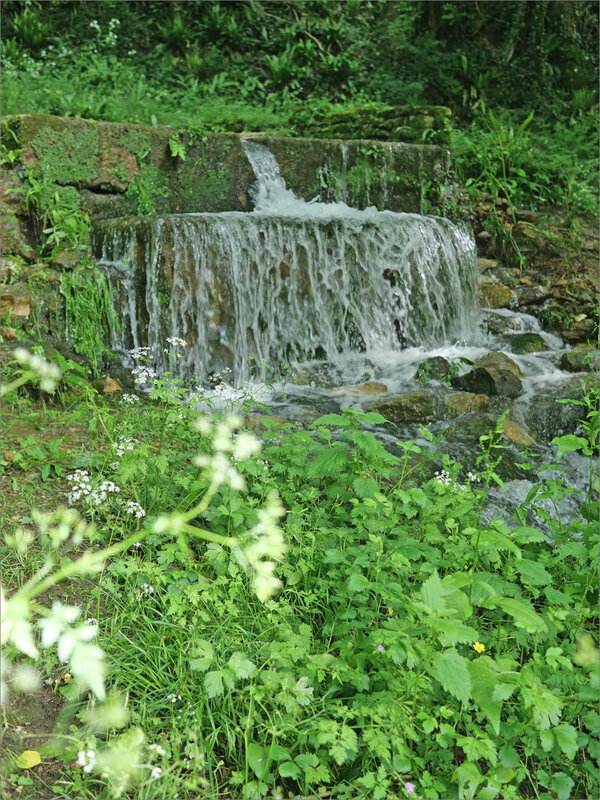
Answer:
91 141 594 529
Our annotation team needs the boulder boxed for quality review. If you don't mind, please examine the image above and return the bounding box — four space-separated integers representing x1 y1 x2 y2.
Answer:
328 381 388 398
477 351 524 379
561 318 595 344
451 366 522 398
508 333 546 354
364 390 434 422
483 311 524 335
516 285 552 306
559 347 599 373
478 279 515 309
442 392 490 418
502 418 536 446
415 356 451 382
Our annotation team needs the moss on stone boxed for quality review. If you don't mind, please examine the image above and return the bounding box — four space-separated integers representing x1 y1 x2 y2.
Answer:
31 122 99 185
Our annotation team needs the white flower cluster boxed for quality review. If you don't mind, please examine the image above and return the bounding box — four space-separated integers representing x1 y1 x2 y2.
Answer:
166 337 187 347
167 693 182 704
90 481 120 506
148 743 166 756
14 347 61 392
151 767 162 779
77 748 97 774
192 415 260 490
141 583 154 595
121 393 139 404
433 469 468 495
235 493 287 602
132 366 157 386
66 472 120 507
112 435 135 458
129 346 151 360
66 469 93 504
125 501 146 519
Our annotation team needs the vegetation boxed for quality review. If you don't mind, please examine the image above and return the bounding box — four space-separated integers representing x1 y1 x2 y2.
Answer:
1 3 599 800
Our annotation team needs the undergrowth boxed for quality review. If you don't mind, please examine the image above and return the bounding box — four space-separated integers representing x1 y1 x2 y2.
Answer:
1 345 598 800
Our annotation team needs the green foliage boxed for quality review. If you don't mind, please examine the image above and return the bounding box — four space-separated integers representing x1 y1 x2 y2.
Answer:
60 265 116 373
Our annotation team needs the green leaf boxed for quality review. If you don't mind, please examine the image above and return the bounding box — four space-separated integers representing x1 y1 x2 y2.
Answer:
515 559 552 587
499 745 520 769
550 772 574 800
310 413 349 429
539 729 554 752
421 569 445 611
247 742 269 780
551 434 590 458
554 723 579 760
228 652 256 680
475 529 521 556
204 670 224 698
431 650 472 705
278 761 301 779
308 447 349 477
468 657 502 734
352 477 379 498
497 597 547 633
189 640 214 672
346 571 371 593
16 751 41 769
40 463 51 481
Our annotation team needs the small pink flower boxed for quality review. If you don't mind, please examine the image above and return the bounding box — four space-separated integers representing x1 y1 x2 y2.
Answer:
133 542 141 548
405 782 415 794
376 644 385 652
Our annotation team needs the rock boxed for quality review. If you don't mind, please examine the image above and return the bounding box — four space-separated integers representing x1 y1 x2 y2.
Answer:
478 279 515 309
561 318 595 344
102 376 122 393
328 381 388 397
483 311 524 335
477 351 524 379
442 392 490 418
415 356 451 382
516 285 552 306
0 288 31 319
559 347 599 373
51 250 80 270
1 326 17 340
364 391 434 422
451 366 522 398
476 258 499 272
508 333 546 354
514 209 540 224
445 411 497 441
502 418 536 446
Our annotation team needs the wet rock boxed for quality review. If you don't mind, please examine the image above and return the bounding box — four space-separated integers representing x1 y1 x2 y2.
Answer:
508 333 546 354
442 392 490 418
364 391 434 422
415 356 451 382
476 258 499 272
521 382 587 442
502 418 536 446
51 250 80 270
561 318 595 344
483 311 525 335
0 286 31 319
328 381 388 398
516 285 552 306
559 346 599 373
102 376 122 393
477 351 524 379
478 279 515 309
451 366 522 398
1 326 17 340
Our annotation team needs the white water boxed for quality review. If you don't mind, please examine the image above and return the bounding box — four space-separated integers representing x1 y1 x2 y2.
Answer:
93 142 479 384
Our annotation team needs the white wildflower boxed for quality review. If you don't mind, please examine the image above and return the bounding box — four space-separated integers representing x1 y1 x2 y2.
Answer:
77 749 96 774
125 500 145 519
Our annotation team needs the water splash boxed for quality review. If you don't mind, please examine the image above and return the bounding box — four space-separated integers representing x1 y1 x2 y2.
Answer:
92 142 479 384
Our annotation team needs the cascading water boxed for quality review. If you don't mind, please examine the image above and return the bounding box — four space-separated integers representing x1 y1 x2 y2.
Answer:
91 141 479 384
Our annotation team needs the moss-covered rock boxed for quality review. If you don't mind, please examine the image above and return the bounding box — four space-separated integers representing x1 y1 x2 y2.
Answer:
442 392 490 418
415 356 451 382
508 333 546 354
364 390 435 422
478 278 515 309
477 351 524 379
559 346 599 373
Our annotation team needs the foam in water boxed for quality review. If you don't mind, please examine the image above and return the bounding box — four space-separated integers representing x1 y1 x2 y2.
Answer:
92 142 479 384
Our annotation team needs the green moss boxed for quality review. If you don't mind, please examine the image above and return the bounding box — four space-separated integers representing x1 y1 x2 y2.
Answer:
120 129 152 161
126 163 169 215
31 124 98 185
112 162 128 183
179 163 234 211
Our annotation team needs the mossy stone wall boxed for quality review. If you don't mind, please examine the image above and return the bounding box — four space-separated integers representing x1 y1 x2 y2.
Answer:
2 113 451 227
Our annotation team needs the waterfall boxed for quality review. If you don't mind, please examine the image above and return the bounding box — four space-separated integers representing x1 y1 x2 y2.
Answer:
92 142 478 384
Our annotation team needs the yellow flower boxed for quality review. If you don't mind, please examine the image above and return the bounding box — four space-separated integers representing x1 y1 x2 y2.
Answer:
473 642 486 654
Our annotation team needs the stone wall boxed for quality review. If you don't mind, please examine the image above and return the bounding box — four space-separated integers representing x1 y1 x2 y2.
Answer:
1 113 450 251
